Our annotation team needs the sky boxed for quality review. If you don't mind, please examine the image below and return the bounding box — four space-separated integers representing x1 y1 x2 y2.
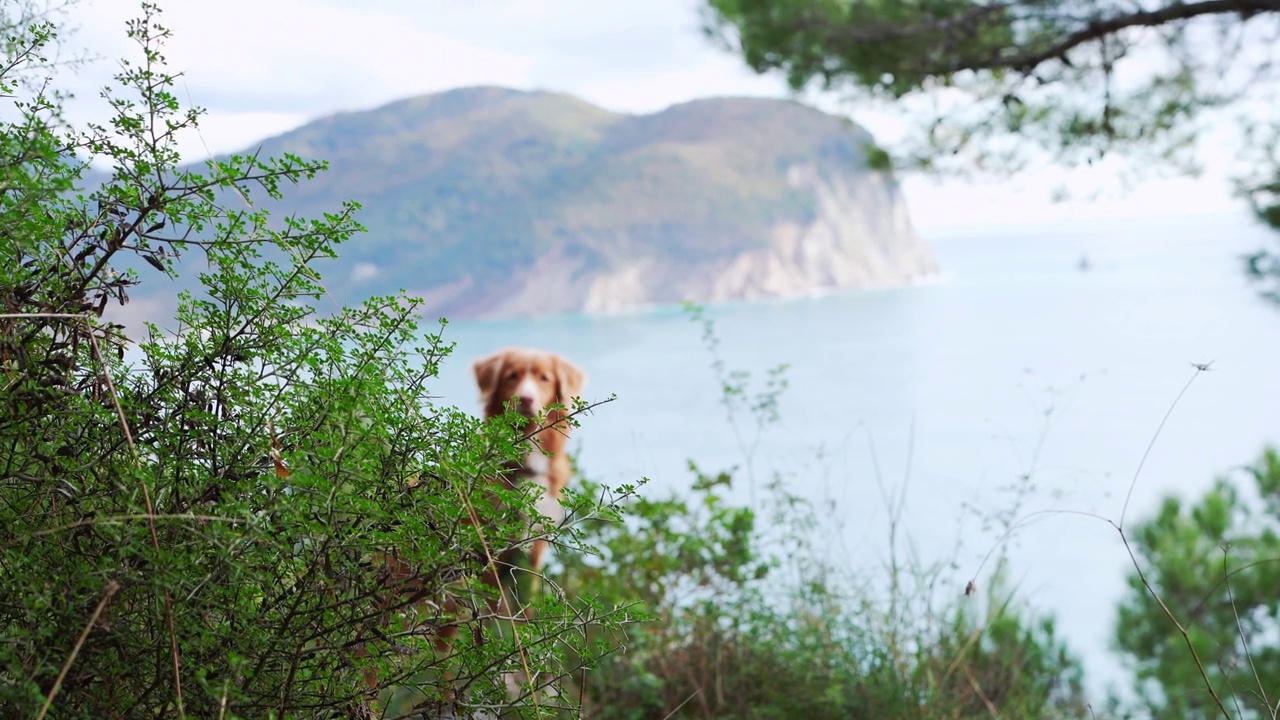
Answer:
62 0 1248 233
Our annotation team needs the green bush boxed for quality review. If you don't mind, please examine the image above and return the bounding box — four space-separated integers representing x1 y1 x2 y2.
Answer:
555 311 1090 720
1114 447 1280 719
557 470 1088 720
0 6 1107 719
0 5 624 718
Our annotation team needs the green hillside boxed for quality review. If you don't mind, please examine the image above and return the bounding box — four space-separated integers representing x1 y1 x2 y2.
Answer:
248 87 880 297
96 86 909 328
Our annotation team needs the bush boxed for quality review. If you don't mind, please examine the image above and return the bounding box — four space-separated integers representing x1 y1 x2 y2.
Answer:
555 312 1090 720
0 5 623 718
556 470 1089 720
1114 447 1280 719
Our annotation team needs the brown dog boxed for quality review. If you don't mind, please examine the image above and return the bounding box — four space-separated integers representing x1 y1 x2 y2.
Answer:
471 347 587 573
355 349 585 711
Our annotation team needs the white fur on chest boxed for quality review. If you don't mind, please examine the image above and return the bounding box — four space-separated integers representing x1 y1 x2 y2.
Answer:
523 451 564 526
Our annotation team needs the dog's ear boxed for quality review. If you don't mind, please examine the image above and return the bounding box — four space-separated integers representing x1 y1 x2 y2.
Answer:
472 351 506 401
553 354 586 406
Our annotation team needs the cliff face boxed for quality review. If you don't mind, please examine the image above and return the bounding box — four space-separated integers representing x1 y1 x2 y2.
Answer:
586 165 935 312
422 163 935 319
115 87 938 325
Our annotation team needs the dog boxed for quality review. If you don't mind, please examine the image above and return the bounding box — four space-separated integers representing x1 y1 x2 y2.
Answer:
355 348 586 711
471 347 587 574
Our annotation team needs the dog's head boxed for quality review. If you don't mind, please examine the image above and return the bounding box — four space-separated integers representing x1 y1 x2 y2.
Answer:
472 348 586 420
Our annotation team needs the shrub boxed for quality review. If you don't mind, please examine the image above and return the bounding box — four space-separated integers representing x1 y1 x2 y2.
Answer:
556 312 1090 719
557 471 1089 720
0 5 624 718
1114 447 1280 719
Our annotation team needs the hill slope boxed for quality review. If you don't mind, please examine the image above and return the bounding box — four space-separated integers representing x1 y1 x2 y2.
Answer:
243 86 936 319
99 87 936 329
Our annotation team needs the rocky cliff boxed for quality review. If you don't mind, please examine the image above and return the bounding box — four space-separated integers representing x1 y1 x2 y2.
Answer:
123 87 938 323
455 162 934 318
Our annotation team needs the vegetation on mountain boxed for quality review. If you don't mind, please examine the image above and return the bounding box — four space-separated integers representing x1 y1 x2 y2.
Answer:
229 87 899 313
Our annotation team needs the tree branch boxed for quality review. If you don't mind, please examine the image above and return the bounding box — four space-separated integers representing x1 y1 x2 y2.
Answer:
977 0 1280 73
782 0 1280 76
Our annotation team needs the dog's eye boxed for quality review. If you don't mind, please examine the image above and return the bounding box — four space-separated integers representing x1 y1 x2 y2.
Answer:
506 371 518 380
539 373 550 382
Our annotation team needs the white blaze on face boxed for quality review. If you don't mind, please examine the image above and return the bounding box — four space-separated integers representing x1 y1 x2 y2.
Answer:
516 373 540 408
513 360 551 413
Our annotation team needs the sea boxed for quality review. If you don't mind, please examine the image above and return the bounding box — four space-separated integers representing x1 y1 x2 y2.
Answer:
426 211 1280 703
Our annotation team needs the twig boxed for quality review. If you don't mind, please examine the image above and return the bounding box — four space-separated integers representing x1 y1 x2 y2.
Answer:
965 665 1000 718
0 312 98 320
88 330 138 463
938 621 989 692
1117 526 1232 719
661 689 701 720
453 480 540 707
141 482 185 719
1223 548 1269 711
966 364 1228 716
970 507 1110 584
1120 365 1206 529
216 680 230 720
35 580 121 720
516 396 617 445
89 323 185 718
5 513 241 547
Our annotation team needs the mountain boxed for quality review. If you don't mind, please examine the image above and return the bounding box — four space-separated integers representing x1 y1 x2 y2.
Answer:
106 87 938 327
238 86 937 319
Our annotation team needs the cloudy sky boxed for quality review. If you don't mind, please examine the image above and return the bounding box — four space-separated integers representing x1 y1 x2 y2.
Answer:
64 0 1245 232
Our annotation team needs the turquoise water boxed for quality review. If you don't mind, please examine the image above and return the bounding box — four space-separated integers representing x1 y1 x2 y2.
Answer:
428 212 1280 701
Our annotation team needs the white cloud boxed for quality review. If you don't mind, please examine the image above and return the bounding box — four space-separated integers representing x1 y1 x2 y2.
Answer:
349 262 378 283
572 54 791 115
81 0 537 108
68 0 537 156
904 172 1238 234
57 0 1251 229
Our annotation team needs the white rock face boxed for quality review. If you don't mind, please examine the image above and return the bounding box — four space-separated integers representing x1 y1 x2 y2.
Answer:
428 162 937 319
